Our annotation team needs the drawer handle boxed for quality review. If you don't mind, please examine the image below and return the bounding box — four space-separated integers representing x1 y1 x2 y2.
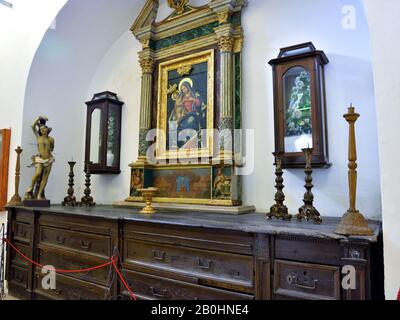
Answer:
80 240 92 250
197 258 212 270
52 289 62 295
56 236 66 244
152 250 166 261
151 287 168 298
288 273 319 291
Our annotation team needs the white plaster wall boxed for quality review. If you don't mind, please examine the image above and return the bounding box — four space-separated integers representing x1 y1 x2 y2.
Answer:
0 0 67 201
242 0 381 218
363 0 400 301
85 0 382 219
21 0 147 202
86 31 141 203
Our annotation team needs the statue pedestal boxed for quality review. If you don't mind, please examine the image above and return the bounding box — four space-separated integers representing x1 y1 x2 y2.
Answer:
23 199 50 208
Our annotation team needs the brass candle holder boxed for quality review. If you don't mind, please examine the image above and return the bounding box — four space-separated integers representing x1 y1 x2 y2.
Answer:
335 105 373 236
137 187 158 214
7 147 23 207
62 161 77 207
267 152 292 221
297 148 322 224
80 162 95 207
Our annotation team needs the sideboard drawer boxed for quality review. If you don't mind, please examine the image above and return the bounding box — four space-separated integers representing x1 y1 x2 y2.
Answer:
274 260 341 300
124 239 253 292
36 247 110 285
14 222 32 243
124 222 254 255
39 226 111 258
34 273 107 300
9 264 29 289
123 269 254 300
9 241 30 267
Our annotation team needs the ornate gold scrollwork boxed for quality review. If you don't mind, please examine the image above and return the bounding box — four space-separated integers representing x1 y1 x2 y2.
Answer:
140 38 150 50
217 36 234 53
167 0 189 15
177 64 193 76
139 57 155 74
217 11 230 24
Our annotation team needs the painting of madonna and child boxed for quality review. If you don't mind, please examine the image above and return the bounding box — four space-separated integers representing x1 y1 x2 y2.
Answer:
166 61 210 154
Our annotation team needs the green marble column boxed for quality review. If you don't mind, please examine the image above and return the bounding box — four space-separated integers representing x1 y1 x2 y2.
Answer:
138 57 155 161
218 35 234 155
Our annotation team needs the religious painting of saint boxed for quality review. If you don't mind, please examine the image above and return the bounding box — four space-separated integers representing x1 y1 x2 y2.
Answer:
156 50 214 160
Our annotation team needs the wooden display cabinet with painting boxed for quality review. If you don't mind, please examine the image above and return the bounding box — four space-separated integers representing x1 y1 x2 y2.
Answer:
269 42 330 168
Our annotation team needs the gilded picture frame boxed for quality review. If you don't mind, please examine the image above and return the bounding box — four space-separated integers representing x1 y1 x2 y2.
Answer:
156 49 214 160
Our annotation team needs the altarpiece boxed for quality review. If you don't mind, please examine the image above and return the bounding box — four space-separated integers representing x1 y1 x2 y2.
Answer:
125 0 249 209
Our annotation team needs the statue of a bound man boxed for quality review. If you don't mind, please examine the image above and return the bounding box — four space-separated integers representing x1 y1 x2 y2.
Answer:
24 116 55 203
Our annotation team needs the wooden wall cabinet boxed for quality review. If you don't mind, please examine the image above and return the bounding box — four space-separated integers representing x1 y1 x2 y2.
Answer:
85 92 123 174
269 42 330 168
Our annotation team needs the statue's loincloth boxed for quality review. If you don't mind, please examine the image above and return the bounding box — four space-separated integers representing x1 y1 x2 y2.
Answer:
29 155 55 168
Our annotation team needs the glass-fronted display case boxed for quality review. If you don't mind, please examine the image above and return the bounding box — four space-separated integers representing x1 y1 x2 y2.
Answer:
85 92 123 174
269 42 330 168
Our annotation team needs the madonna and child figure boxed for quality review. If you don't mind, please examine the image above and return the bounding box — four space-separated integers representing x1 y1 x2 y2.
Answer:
24 116 55 202
168 78 207 149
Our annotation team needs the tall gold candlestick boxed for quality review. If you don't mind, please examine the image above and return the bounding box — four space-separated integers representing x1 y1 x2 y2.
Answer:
335 105 373 236
7 147 23 206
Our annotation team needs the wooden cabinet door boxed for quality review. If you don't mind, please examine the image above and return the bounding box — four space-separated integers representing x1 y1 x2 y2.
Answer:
0 129 11 211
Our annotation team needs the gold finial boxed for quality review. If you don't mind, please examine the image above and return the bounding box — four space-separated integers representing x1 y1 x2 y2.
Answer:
167 0 189 15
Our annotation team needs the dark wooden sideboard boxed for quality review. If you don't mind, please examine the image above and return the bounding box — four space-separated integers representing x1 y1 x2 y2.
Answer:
5 205 384 300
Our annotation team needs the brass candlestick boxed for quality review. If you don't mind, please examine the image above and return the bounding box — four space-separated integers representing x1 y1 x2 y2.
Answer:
267 152 292 221
335 105 373 236
80 162 95 207
7 147 23 206
137 188 158 214
297 148 322 224
62 161 77 207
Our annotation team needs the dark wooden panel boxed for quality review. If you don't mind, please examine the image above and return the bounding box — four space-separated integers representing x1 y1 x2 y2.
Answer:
275 236 342 265
14 221 32 243
274 260 341 300
33 272 107 300
9 241 30 268
124 221 254 255
122 269 254 300
36 246 110 286
39 212 116 236
124 239 253 293
9 264 29 290
38 225 112 258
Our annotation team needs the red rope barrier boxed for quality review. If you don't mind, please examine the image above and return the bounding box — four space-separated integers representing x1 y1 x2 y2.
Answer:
2 237 137 300
3 238 115 273
112 259 137 301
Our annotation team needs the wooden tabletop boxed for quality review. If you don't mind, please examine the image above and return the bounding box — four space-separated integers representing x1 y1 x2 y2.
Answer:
8 205 381 242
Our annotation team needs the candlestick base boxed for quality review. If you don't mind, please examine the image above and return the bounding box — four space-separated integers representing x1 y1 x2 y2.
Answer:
297 205 322 224
267 204 292 221
7 194 23 207
335 210 373 236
